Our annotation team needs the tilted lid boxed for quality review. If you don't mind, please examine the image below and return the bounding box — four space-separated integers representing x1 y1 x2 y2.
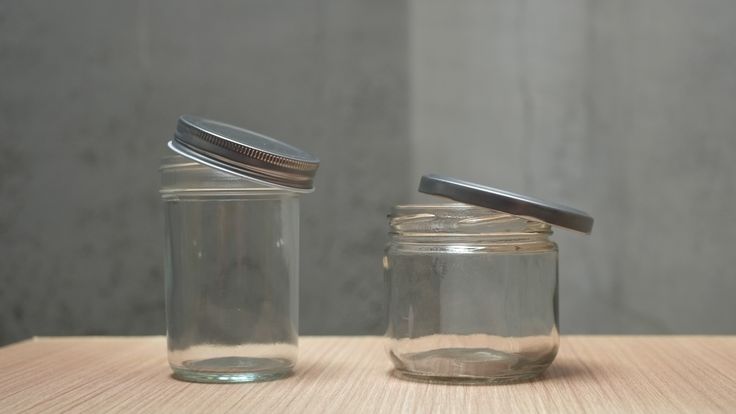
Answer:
418 174 594 234
169 115 320 192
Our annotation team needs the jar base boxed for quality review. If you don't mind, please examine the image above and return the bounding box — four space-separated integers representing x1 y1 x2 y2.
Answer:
171 356 294 383
392 367 546 385
390 347 554 384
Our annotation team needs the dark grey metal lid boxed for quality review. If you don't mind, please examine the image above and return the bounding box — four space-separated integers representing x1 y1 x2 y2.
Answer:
418 174 594 234
169 115 320 192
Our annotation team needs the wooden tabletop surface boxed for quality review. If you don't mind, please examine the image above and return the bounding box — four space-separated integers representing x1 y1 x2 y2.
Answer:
0 336 734 413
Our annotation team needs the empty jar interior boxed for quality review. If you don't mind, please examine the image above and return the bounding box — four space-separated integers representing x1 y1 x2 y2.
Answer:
161 155 300 383
384 203 559 383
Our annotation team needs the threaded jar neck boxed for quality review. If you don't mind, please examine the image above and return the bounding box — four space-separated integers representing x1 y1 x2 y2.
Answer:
388 204 554 251
160 155 298 199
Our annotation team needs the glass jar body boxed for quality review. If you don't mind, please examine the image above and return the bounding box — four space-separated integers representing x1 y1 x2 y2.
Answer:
384 204 559 383
161 156 299 383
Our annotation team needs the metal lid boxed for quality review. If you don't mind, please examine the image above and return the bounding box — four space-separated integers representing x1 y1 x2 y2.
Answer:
168 115 320 192
418 174 594 234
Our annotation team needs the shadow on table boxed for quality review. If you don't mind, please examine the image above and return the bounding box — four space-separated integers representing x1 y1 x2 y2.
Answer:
536 358 594 383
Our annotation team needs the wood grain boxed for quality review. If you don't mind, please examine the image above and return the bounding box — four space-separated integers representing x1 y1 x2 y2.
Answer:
0 336 734 413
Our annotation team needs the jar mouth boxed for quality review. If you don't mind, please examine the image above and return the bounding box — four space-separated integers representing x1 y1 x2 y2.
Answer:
389 203 552 236
391 203 498 216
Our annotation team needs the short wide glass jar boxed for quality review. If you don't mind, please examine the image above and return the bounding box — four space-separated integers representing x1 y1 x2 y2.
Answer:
384 204 559 384
161 155 301 383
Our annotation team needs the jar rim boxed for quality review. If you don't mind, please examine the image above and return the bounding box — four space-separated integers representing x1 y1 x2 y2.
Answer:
160 154 200 170
390 203 492 215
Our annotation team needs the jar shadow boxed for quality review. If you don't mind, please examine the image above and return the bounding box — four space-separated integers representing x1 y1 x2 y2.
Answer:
533 359 593 383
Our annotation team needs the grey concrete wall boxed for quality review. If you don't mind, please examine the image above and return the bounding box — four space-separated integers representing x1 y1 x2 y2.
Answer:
0 0 409 345
410 0 736 333
1 0 735 345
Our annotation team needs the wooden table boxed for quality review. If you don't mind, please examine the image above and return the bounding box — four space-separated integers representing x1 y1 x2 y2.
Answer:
0 336 734 413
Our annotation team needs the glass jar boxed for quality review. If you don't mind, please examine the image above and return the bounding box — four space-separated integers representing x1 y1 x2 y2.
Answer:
384 203 559 384
161 116 319 383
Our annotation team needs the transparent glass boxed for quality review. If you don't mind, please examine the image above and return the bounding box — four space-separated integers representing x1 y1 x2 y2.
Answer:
384 204 559 384
161 155 299 383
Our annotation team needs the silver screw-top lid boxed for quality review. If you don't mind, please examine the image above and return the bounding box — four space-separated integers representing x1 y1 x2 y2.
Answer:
169 115 320 192
419 174 594 234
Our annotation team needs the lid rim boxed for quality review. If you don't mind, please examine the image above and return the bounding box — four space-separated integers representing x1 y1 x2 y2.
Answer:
171 115 319 191
168 140 315 193
418 174 594 234
179 115 320 164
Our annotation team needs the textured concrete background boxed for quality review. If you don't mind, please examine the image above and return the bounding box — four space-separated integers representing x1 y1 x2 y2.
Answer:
0 0 409 345
411 0 736 334
1 0 735 345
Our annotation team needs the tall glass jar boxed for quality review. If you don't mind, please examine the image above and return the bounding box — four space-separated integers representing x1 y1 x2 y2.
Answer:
161 116 318 383
384 203 559 384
